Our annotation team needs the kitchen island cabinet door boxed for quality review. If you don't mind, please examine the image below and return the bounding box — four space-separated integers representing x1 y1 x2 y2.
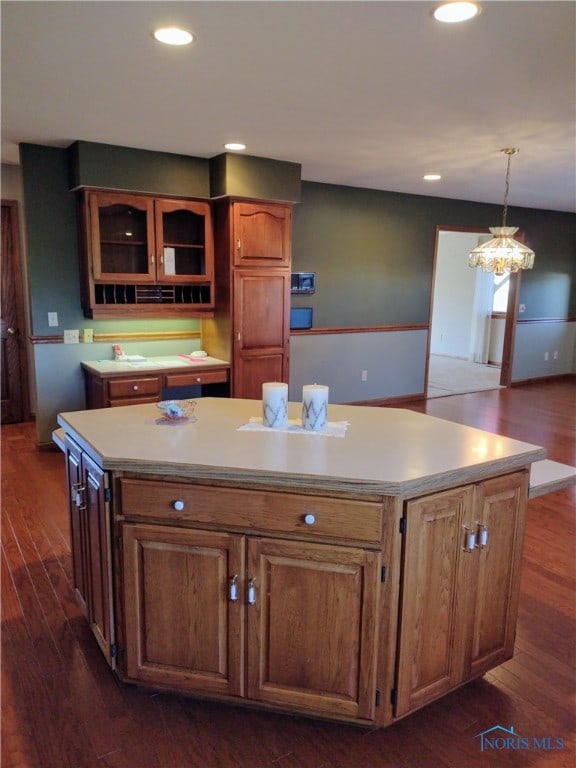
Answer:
121 524 244 697
468 472 528 677
246 538 381 721
395 486 474 717
65 437 115 666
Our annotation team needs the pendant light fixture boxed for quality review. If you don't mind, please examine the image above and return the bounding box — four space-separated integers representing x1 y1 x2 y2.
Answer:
469 148 535 276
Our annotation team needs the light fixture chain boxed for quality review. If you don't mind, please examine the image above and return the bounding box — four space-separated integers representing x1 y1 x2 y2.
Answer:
502 151 512 228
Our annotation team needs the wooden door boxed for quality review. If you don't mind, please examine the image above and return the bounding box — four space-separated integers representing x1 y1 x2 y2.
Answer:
64 436 90 617
122 524 244 696
233 202 291 267
247 538 381 721
83 452 116 667
395 486 474 717
468 472 528 677
233 270 290 398
1 200 27 423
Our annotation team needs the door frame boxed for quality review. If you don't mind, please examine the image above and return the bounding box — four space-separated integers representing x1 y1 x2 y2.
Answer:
426 225 518 393
1 199 30 422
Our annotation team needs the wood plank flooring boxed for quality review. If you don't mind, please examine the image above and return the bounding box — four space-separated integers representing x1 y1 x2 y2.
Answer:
2 380 575 768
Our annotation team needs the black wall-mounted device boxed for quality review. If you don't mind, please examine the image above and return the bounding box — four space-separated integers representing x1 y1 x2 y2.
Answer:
291 272 316 294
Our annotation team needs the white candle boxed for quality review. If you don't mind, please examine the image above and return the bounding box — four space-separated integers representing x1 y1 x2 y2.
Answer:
262 382 288 429
302 384 329 431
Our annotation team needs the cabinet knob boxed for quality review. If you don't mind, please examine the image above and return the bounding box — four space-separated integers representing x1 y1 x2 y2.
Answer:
196 377 201 383
133 385 139 391
304 513 316 526
247 577 257 605
229 575 239 602
173 500 185 511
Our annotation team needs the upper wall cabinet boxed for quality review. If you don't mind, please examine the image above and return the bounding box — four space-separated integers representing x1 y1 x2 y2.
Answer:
233 202 291 267
80 191 214 318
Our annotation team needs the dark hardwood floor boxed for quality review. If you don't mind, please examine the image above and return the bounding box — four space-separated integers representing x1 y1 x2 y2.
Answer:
2 380 575 768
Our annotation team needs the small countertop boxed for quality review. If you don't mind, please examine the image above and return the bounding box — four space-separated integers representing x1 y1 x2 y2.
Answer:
81 355 230 377
57 397 551 497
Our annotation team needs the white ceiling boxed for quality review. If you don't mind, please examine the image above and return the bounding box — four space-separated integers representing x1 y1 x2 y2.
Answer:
2 1 575 212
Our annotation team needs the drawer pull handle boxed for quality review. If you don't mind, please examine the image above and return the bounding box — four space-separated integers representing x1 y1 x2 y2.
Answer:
172 500 185 511
477 525 488 548
229 575 239 602
133 385 139 391
247 577 257 605
304 513 316 526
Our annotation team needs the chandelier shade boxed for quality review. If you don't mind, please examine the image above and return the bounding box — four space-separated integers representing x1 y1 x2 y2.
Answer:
469 227 535 275
469 148 535 275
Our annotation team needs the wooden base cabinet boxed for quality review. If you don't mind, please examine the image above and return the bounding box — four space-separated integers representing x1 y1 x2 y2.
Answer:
120 522 381 721
395 471 528 718
65 436 115 666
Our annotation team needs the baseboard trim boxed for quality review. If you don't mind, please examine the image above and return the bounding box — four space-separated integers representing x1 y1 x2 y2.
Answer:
345 392 426 407
512 373 576 386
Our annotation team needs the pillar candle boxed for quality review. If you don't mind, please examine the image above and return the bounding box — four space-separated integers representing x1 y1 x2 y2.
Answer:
262 382 288 429
302 384 329 431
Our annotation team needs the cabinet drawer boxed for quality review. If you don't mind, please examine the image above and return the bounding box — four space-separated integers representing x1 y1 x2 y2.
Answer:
108 376 162 399
120 479 383 544
165 369 229 388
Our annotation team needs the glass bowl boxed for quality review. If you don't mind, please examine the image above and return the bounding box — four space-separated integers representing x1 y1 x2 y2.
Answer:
156 399 197 422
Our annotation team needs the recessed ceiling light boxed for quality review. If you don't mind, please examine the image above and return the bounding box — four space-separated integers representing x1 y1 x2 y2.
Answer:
424 174 442 181
153 27 195 46
224 143 247 151
433 2 481 23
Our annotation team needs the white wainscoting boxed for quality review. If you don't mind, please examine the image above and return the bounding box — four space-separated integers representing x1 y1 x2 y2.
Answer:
512 320 576 381
289 329 427 404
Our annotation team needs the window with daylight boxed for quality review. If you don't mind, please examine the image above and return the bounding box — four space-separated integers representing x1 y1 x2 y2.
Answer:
492 273 510 313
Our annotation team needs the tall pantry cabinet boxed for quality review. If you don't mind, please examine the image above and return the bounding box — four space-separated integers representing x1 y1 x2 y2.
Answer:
203 200 292 399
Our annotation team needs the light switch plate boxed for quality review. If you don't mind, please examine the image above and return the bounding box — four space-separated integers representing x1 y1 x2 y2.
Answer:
63 329 80 344
83 328 94 343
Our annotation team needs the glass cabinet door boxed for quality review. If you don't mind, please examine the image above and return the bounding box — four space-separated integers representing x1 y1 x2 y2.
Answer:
89 193 155 281
154 200 214 282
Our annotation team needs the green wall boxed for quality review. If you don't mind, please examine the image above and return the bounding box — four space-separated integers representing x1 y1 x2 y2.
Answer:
291 181 576 327
18 142 576 444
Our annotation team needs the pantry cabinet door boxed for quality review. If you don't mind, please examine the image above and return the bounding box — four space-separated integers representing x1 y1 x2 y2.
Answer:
469 472 528 677
122 524 244 696
246 538 381 721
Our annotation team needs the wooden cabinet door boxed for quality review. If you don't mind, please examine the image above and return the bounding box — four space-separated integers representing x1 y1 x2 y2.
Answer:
64 438 115 666
154 199 214 283
246 538 381 721
468 472 528 677
83 452 116 667
233 270 290 398
233 202 291 267
122 524 244 697
396 486 474 717
65 436 90 617
88 192 155 282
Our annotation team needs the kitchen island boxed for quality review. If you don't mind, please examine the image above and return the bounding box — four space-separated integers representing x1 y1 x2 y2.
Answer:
56 397 574 727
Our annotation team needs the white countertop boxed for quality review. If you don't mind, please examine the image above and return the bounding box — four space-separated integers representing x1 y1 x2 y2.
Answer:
57 398 548 496
81 355 229 375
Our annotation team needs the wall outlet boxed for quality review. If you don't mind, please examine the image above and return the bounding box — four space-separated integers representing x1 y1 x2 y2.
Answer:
544 351 549 361
63 329 80 344
361 370 368 381
48 312 58 327
83 328 94 343
553 350 559 360
519 304 526 313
